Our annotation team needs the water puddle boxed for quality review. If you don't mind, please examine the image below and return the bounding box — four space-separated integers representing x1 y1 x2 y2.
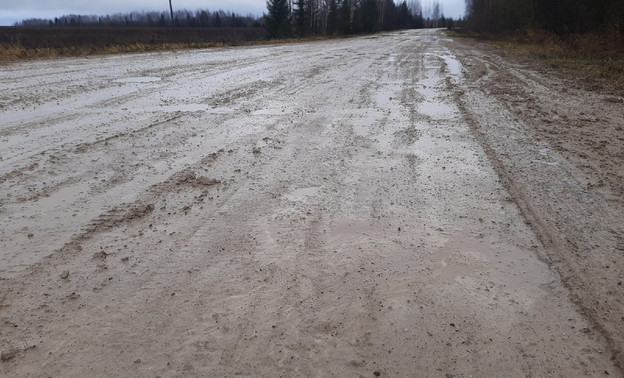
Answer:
418 100 455 119
413 51 462 120
442 54 463 84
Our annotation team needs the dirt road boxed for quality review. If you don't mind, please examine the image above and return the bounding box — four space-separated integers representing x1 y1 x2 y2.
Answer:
1 29 622 377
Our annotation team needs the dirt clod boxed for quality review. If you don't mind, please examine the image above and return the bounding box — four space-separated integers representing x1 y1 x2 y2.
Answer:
92 251 108 260
1 349 18 362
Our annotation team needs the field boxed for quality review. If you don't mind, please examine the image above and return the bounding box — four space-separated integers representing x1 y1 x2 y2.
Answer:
1 29 623 376
0 26 267 59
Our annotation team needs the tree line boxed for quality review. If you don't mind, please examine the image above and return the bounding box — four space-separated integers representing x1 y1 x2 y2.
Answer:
16 10 261 29
266 0 456 39
464 0 624 37
15 1 459 39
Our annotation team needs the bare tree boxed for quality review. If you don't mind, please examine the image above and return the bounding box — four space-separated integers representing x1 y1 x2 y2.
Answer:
432 1 440 26
408 0 422 16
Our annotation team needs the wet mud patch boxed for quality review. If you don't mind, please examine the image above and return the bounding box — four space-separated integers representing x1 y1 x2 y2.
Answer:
393 126 422 145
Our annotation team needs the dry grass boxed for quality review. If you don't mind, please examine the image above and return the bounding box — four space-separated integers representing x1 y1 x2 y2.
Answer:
2 44 161 61
0 37 341 62
0 27 266 62
0 41 259 62
452 29 624 91
0 26 396 63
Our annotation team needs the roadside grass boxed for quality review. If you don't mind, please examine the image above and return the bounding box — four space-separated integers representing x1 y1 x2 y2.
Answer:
0 26 390 63
0 35 340 62
450 29 624 91
0 27 267 62
0 42 230 61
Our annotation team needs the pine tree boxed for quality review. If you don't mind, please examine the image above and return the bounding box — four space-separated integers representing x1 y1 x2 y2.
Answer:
294 0 307 36
413 11 424 28
305 0 315 35
380 0 398 31
339 0 351 34
265 0 292 38
397 1 412 29
327 0 339 35
360 0 378 33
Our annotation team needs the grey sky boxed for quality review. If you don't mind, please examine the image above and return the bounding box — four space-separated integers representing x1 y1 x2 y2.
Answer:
0 0 466 26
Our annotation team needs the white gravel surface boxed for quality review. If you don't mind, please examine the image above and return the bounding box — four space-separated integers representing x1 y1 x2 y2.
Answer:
0 29 620 377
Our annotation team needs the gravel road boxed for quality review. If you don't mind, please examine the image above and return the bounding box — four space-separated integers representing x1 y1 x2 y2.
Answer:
1 29 622 377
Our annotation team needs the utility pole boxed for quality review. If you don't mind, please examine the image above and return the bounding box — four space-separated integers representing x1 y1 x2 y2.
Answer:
169 0 174 23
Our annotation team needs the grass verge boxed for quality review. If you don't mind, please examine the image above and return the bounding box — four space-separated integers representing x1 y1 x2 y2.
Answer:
0 42 236 61
0 35 341 62
0 27 269 62
450 29 624 91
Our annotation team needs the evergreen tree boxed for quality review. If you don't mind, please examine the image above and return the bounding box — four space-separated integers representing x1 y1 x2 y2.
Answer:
265 0 292 38
465 0 623 37
339 0 351 34
446 17 455 30
397 1 412 29
360 0 378 33
305 0 316 35
381 0 398 31
327 0 339 35
294 0 307 36
413 12 424 28
351 4 362 34
215 12 222 27
438 14 447 28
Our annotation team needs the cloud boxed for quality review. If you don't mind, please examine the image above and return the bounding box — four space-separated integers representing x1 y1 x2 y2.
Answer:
0 1 268 25
1 1 267 16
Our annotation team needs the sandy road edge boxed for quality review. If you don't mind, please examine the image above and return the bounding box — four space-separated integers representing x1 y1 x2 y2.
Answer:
447 74 623 374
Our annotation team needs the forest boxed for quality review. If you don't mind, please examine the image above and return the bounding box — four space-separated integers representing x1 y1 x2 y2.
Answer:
16 1 455 39
464 0 624 38
264 0 453 38
17 10 261 29
13 0 624 42
3 1 455 59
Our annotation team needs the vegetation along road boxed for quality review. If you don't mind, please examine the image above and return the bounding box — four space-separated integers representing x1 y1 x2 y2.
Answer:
1 29 623 376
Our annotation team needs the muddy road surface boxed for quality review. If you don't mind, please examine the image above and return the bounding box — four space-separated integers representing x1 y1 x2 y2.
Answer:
1 29 623 377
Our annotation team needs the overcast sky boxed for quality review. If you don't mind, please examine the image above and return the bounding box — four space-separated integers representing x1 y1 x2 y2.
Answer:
0 0 466 26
